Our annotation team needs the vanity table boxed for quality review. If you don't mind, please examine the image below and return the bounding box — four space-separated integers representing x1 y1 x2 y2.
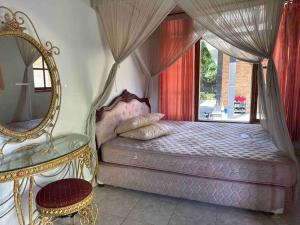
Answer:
0 134 98 225
0 6 98 225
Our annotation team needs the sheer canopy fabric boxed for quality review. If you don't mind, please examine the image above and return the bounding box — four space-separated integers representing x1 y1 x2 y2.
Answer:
88 0 176 147
257 63 268 130
12 38 40 122
135 15 203 77
179 0 296 162
202 31 260 63
135 14 203 97
0 66 4 90
178 0 284 58
93 0 176 62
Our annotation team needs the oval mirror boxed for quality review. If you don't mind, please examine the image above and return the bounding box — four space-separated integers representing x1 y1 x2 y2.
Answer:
0 34 57 137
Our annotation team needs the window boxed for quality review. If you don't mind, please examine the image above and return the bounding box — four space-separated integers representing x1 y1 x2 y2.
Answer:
33 57 51 92
196 40 258 123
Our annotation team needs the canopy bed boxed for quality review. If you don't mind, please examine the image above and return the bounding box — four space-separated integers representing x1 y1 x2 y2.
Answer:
88 0 298 163
88 0 299 221
0 6 98 225
96 90 297 214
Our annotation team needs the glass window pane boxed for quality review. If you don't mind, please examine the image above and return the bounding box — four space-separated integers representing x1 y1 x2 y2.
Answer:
45 71 52 87
33 70 45 88
198 40 252 122
33 57 43 69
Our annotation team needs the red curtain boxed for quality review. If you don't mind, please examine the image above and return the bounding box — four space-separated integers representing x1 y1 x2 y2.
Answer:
273 0 300 143
159 44 195 121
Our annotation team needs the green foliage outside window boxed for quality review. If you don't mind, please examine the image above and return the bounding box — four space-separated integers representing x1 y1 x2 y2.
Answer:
200 92 216 100
200 42 217 97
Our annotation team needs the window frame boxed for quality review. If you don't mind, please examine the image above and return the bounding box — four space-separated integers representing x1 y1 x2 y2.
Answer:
194 40 259 124
33 57 52 92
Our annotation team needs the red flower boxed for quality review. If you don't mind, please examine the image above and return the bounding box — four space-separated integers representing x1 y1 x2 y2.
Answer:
234 96 246 102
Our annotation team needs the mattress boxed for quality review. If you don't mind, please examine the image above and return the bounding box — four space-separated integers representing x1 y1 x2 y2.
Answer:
101 121 296 187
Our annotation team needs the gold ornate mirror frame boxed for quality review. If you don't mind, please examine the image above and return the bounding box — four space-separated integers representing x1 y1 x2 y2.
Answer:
0 6 61 154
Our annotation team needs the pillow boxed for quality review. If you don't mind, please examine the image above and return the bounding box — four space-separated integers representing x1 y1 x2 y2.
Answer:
119 123 170 140
115 113 164 134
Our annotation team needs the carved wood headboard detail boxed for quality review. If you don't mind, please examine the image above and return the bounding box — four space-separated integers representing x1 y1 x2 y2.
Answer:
96 90 151 122
95 90 151 148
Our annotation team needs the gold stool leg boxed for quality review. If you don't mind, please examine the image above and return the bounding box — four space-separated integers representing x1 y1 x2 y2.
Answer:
78 202 98 225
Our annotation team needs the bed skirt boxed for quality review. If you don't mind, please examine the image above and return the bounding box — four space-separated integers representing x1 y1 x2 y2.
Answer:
97 162 294 214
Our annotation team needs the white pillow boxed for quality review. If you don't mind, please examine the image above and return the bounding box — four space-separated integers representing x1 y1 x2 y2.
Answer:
115 113 164 134
119 123 170 140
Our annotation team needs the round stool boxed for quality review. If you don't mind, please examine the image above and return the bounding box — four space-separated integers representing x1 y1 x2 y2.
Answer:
35 178 98 225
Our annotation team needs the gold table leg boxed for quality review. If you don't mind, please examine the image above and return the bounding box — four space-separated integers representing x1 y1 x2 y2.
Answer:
78 147 98 184
13 177 34 225
91 148 99 185
14 180 25 225
29 176 34 225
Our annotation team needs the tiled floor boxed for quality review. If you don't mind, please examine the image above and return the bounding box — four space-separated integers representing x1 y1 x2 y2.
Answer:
57 185 289 225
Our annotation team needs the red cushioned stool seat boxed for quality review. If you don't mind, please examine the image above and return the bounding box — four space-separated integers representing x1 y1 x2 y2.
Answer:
36 178 92 209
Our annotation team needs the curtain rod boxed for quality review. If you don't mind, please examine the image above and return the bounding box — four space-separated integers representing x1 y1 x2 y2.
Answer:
168 11 185 16
166 12 189 21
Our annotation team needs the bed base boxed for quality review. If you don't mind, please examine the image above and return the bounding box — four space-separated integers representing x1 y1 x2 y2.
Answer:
97 162 293 214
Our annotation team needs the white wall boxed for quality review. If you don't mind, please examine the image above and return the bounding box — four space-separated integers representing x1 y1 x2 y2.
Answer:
0 0 146 136
149 76 159 113
0 0 146 224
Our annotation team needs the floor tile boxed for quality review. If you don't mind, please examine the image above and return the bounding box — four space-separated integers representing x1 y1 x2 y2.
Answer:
122 217 155 225
97 213 124 225
92 186 289 225
94 185 116 202
216 206 278 225
168 200 217 225
54 211 124 225
55 217 70 225
264 214 289 225
126 194 178 225
173 199 217 221
168 213 217 225
97 187 140 218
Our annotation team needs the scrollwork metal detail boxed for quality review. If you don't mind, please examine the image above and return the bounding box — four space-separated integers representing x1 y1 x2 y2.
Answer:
0 7 25 32
0 145 90 182
0 6 62 151
0 142 99 225
45 41 60 55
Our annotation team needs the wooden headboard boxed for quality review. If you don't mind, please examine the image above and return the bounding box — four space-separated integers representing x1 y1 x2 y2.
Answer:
95 90 151 147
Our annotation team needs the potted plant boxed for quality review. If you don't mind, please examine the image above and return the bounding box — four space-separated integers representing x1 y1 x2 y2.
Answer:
234 96 246 113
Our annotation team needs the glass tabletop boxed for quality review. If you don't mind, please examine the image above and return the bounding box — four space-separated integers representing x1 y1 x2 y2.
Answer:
0 133 89 173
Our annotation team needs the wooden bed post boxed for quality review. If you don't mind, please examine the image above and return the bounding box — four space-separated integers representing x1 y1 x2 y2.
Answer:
194 40 200 121
250 63 259 123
